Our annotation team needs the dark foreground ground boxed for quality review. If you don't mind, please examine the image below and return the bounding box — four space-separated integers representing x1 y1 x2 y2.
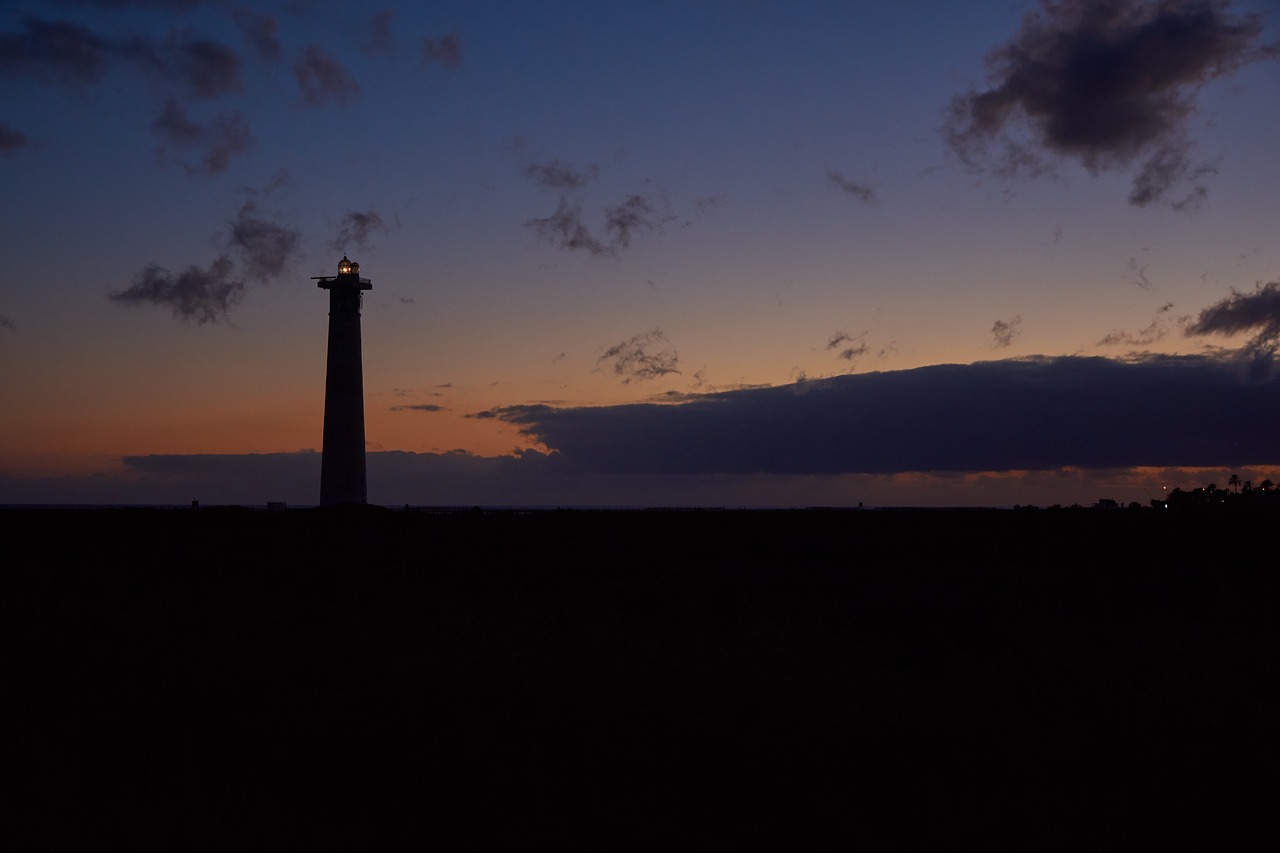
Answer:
5 506 1277 848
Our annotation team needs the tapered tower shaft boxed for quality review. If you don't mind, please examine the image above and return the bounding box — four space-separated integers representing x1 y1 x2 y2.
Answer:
316 257 372 505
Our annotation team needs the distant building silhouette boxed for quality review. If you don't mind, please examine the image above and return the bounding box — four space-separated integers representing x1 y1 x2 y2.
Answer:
314 256 372 505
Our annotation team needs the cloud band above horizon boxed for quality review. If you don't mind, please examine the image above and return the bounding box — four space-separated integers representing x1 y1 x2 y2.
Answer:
491 354 1280 476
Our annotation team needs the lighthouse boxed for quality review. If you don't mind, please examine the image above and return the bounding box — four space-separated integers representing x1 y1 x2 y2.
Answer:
314 256 372 505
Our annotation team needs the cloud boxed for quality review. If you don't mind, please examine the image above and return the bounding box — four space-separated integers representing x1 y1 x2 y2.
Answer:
1123 256 1153 290
110 255 244 324
1185 281 1280 372
0 18 112 87
827 170 877 203
991 316 1023 348
0 123 30 155
151 99 252 175
234 9 281 62
525 197 608 256
332 210 389 253
0 314 15 332
294 46 360 106
422 32 462 69
0 19 248 104
169 36 243 99
526 191 672 256
492 354 1280 476
826 331 869 361
598 330 680 383
363 10 394 56
227 201 301 282
1098 302 1180 346
694 193 728 213
604 194 664 249
525 159 599 189
391 404 445 413
945 0 1276 207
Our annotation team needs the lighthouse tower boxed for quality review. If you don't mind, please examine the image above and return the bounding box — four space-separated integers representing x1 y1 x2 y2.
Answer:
314 256 372 505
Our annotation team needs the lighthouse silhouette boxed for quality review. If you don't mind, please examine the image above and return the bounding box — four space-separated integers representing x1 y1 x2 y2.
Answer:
314 256 372 505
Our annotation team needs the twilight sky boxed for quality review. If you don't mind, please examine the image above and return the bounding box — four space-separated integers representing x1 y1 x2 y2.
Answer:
2 0 1278 507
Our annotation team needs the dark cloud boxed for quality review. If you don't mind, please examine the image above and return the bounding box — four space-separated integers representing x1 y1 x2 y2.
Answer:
110 255 244 324
694 193 728 213
0 18 112 87
422 32 462 69
1124 256 1153 290
332 210 388 253
945 0 1276 207
227 201 301 282
0 315 15 332
262 167 293 196
1098 302 1180 346
493 354 1280 476
294 46 360 106
363 10 394 56
0 19 247 102
390 404 445 413
1185 281 1280 371
234 9 281 62
604 194 669 249
525 197 608 256
525 159 599 189
598 330 680 383
826 331 869 361
170 36 242 99
827 170 877 203
151 99 252 175
1126 139 1217 210
0 123 30 155
991 316 1023 348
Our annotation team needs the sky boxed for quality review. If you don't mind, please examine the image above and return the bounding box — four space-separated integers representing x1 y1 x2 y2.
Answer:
1 0 1278 507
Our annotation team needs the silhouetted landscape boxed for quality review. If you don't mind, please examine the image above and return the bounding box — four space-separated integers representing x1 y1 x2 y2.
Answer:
8 503 1277 846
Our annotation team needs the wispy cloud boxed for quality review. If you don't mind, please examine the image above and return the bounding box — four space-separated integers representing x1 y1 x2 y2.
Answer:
0 19 246 99
0 123 30 155
294 46 360 106
826 331 869 361
0 18 112 87
234 9 281 62
525 159 599 189
168 36 243 99
390 404 446 413
827 170 877 203
525 197 608 256
944 0 1276 208
598 330 681 383
227 201 301 282
526 192 672 256
422 32 462 69
110 256 244 325
151 99 252 175
1098 302 1180 347
991 316 1022 348
332 210 389 253
0 314 15 332
604 194 665 249
363 10 394 56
